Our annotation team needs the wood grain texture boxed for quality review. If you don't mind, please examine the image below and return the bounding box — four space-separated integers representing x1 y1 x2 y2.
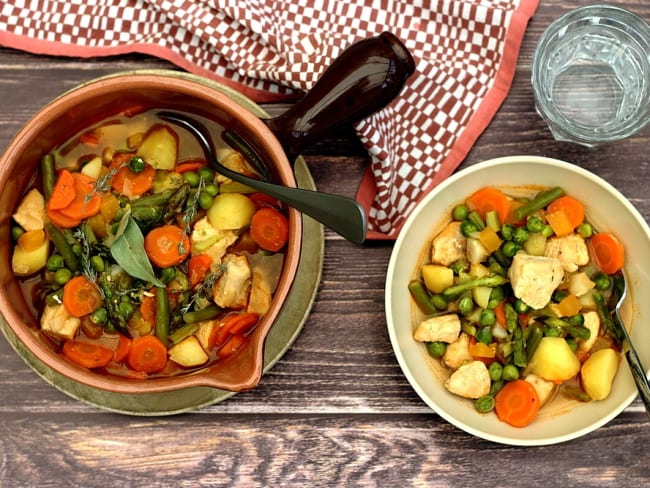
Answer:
1 1 650 486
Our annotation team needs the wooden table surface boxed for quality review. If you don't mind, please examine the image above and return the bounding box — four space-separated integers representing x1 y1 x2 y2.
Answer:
1 1 649 486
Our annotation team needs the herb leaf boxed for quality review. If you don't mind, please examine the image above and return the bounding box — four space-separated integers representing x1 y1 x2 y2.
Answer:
110 216 165 288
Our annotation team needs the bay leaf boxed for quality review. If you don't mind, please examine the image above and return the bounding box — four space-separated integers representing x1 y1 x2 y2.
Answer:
110 216 165 288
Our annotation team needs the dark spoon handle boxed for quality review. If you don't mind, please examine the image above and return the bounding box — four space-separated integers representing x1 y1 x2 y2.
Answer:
265 32 416 161
625 345 650 419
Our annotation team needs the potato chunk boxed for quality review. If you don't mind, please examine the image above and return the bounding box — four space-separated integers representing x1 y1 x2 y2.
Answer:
581 348 620 400
528 337 581 381
168 336 209 368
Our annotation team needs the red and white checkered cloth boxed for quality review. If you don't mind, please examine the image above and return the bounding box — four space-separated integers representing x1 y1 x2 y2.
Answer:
0 0 539 239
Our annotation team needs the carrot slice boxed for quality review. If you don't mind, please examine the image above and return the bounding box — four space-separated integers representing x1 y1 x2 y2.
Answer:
217 334 247 359
139 293 156 323
209 312 260 349
188 254 213 288
249 207 289 252
127 335 168 374
63 340 114 369
112 333 132 363
144 225 191 268
547 195 584 231
47 208 82 228
494 300 506 327
62 275 104 318
545 209 573 237
110 162 156 197
590 232 625 275
48 169 76 210
467 187 511 225
58 172 102 220
175 159 207 174
495 379 540 427
249 192 283 210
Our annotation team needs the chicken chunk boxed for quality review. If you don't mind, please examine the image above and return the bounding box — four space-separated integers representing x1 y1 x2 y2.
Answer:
431 221 466 266
247 253 284 316
190 217 238 267
12 188 46 231
445 360 491 399
413 314 461 344
524 373 556 407
40 303 81 341
443 332 474 370
213 254 251 309
508 252 564 310
577 311 601 354
544 234 589 272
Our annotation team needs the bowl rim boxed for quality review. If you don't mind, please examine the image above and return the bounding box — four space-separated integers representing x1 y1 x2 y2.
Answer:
386 155 650 445
0 70 303 394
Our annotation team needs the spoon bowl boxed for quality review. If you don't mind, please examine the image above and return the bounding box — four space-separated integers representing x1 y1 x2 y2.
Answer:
159 111 368 244
614 270 650 418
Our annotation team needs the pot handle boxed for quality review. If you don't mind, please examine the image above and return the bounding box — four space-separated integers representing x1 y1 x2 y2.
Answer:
264 32 416 161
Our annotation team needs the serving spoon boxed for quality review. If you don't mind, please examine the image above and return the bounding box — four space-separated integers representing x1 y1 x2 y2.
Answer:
162 32 415 244
159 110 369 244
613 270 650 419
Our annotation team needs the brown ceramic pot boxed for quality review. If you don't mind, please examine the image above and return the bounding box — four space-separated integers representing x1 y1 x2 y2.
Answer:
0 33 415 394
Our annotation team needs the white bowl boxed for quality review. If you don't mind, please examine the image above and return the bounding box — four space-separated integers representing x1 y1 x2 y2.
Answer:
385 155 650 446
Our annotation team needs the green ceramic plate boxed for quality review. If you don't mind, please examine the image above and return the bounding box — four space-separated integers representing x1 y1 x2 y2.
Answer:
0 71 324 415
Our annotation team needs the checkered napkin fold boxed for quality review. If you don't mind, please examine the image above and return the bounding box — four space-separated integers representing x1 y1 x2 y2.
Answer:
0 0 539 239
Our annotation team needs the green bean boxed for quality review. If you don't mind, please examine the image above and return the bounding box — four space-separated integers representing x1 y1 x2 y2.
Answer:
449 258 469 275
561 385 591 402
160 267 176 284
485 210 500 231
168 323 199 344
426 341 447 358
118 298 135 319
512 327 527 367
182 305 220 324
408 280 437 314
476 324 493 343
489 379 504 396
593 291 623 346
40 153 56 200
525 324 543 359
130 189 175 208
513 299 529 314
130 205 163 223
461 320 477 337
511 187 566 222
90 307 108 326
155 286 170 346
467 211 485 231
474 395 496 413
504 302 518 332
441 274 508 301
45 222 78 272
500 223 515 241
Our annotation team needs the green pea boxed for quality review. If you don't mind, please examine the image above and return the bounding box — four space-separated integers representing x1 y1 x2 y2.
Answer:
198 167 215 181
90 307 108 326
452 204 469 221
198 191 214 210
72 243 83 256
577 222 593 238
426 341 447 358
593 272 611 291
488 287 504 309
541 224 554 237
502 364 519 381
512 227 529 244
53 268 73 285
90 256 105 273
475 395 496 413
526 215 545 233
161 267 176 283
479 310 496 328
47 254 65 271
128 156 146 173
11 226 25 241
502 241 521 258
460 220 478 238
500 223 515 241
458 296 474 316
488 361 503 381
567 314 585 326
118 299 134 319
553 289 569 302
204 183 219 197
476 324 493 343
513 299 530 314
183 171 200 187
